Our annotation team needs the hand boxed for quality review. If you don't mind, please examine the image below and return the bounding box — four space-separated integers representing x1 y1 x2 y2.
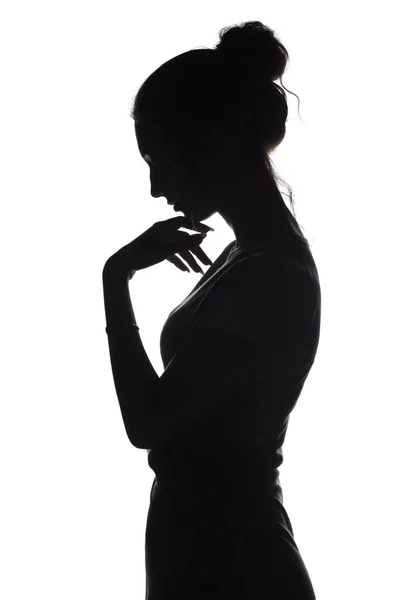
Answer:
103 216 214 281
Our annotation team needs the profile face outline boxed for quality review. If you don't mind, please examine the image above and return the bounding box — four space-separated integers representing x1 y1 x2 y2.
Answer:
134 118 220 226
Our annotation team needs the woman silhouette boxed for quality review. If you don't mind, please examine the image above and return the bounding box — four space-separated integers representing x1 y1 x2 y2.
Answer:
129 20 321 599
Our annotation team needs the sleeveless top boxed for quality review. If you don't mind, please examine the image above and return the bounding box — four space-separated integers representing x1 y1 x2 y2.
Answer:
147 226 321 541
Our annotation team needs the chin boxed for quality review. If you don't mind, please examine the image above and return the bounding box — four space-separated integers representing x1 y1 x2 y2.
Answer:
172 201 189 215
173 203 187 215
174 201 215 226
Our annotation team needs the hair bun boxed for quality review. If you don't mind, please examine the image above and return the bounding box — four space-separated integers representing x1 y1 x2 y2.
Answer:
215 20 286 83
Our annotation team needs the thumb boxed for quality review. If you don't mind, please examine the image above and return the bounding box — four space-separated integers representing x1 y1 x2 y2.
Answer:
191 232 208 243
176 231 207 250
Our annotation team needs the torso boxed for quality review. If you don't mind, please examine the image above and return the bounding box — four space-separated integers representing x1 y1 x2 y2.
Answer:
174 223 310 320
190 240 237 296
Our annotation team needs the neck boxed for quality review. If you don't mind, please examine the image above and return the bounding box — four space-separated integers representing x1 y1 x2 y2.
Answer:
218 168 297 252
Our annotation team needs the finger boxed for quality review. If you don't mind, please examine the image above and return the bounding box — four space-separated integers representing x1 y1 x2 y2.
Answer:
162 216 213 233
166 255 190 272
161 216 195 231
178 249 205 274
190 245 213 267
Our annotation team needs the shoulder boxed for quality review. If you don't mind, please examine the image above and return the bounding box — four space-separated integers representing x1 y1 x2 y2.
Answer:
220 250 294 295
198 251 295 333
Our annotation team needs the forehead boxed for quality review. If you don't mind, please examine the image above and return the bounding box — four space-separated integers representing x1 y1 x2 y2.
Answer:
135 120 161 147
135 122 155 161
135 119 177 160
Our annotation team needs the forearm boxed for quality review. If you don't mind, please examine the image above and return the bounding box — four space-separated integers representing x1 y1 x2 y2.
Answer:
102 266 159 446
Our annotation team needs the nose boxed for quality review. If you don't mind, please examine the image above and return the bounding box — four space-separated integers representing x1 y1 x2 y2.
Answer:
150 173 167 200
151 188 165 199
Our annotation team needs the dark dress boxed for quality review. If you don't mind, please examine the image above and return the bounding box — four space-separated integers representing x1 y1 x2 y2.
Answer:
144 226 321 599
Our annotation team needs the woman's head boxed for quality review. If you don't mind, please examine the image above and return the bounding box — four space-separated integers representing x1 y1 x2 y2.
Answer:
131 21 303 235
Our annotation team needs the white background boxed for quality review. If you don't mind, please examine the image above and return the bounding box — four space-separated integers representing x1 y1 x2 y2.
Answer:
1 1 399 598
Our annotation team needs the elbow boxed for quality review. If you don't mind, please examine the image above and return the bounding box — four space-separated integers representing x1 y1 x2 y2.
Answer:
126 421 150 449
121 419 143 449
129 427 150 449
121 388 157 449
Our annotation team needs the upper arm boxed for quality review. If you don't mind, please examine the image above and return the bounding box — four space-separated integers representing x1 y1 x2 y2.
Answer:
132 255 293 449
